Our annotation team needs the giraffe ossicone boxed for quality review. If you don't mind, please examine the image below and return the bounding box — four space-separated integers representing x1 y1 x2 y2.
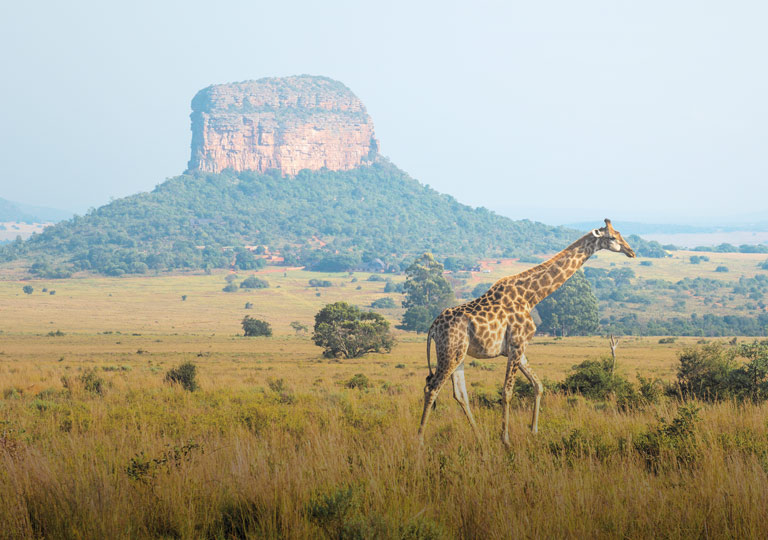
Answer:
417 218 636 447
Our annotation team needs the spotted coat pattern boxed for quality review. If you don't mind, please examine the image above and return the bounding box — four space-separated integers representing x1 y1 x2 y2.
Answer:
417 219 636 446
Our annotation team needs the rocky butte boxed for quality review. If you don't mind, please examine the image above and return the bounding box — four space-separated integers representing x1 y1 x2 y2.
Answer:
188 75 379 175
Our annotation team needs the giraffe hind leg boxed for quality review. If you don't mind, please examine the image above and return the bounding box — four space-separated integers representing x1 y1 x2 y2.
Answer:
452 363 480 439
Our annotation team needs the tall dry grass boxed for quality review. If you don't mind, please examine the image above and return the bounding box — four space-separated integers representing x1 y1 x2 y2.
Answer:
2 340 768 539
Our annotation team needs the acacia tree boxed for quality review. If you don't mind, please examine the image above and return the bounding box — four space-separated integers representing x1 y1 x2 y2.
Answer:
400 253 454 333
313 302 394 358
536 270 598 337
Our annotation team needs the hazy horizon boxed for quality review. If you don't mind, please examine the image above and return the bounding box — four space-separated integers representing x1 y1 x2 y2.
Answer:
1 1 766 225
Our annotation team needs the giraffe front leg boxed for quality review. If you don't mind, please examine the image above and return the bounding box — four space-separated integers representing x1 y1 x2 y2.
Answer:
518 354 544 433
501 346 523 447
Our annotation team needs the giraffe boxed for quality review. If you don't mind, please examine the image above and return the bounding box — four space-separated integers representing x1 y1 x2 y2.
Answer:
417 219 635 446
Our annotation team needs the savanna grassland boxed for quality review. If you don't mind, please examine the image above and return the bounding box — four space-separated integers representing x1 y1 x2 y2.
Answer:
2 261 768 538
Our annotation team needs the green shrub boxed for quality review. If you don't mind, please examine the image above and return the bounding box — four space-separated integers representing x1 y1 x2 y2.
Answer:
370 297 397 309
63 368 104 395
726 340 768 403
383 280 403 293
80 368 105 395
549 428 617 463
240 276 269 289
634 405 701 471
345 373 371 389
242 316 272 337
307 485 359 538
308 279 332 288
222 283 239 293
563 357 624 400
473 387 502 409
675 343 737 401
266 378 294 403
637 374 663 404
164 362 199 391
715 266 729 273
22 285 33 295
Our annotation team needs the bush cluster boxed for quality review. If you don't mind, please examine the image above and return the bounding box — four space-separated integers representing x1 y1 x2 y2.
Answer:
242 316 272 337
673 341 768 402
240 276 269 289
164 362 199 392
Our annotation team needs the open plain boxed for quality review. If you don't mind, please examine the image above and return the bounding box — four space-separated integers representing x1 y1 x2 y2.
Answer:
1 264 768 538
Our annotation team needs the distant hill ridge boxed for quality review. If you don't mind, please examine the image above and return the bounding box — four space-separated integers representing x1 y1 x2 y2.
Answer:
1 161 584 276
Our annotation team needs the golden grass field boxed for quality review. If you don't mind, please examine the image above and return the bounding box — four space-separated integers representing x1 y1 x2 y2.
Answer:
2 266 768 538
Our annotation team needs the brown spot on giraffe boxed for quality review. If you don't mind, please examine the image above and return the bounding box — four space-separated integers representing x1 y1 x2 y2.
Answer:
418 219 636 447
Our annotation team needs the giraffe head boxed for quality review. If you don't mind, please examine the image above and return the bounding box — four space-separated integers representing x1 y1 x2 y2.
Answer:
591 219 635 257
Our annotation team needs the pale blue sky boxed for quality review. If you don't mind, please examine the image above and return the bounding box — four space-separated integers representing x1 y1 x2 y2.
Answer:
0 1 766 224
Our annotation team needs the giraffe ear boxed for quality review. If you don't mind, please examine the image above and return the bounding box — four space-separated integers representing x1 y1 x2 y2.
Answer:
591 229 602 238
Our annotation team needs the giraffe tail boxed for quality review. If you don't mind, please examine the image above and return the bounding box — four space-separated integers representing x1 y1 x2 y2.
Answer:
426 326 434 381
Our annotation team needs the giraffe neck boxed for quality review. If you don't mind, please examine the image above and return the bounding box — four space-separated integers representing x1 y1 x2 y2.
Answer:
513 233 598 308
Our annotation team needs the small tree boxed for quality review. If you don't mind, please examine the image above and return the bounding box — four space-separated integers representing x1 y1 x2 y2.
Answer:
400 253 454 333
240 276 269 289
242 316 272 337
22 285 33 295
537 270 599 337
313 302 395 358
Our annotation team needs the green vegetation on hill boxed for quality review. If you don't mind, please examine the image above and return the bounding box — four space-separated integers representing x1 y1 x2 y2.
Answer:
1 161 580 276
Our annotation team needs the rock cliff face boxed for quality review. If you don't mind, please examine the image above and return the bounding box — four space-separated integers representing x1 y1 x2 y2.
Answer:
188 75 378 175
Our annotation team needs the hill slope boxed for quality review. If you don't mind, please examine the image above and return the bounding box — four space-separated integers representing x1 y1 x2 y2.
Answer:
1 161 582 276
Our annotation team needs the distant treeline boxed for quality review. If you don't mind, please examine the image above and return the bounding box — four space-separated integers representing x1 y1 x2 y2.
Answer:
602 312 768 337
691 243 768 254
